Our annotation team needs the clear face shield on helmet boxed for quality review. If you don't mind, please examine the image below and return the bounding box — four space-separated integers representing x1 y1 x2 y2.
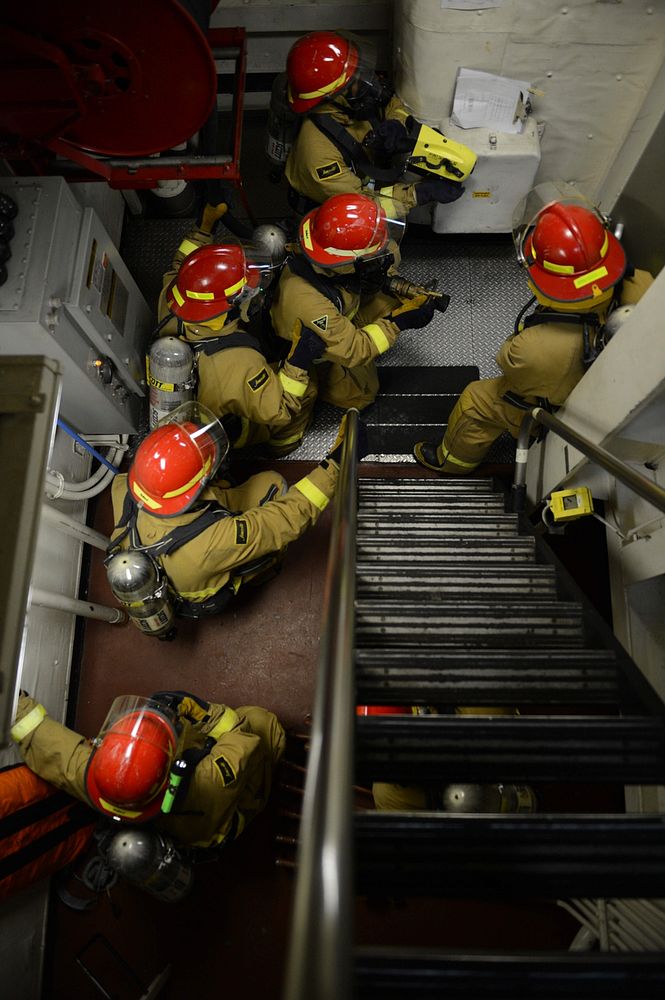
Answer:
227 241 278 322
334 31 392 118
511 180 609 269
156 400 230 487
94 695 178 750
302 192 407 279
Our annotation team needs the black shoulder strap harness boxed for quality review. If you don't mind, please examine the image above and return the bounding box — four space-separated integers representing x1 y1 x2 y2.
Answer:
190 331 262 357
287 254 345 313
109 492 236 561
310 114 406 186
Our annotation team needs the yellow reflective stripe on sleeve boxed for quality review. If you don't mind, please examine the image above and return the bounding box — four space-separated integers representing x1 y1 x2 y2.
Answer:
11 703 47 742
279 370 307 396
365 323 391 354
269 429 303 446
574 266 609 289
234 416 251 449
209 707 240 740
294 476 330 511
178 238 199 256
376 185 395 197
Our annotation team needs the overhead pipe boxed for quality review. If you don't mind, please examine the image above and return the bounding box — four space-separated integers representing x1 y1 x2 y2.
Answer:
29 588 127 625
40 504 110 551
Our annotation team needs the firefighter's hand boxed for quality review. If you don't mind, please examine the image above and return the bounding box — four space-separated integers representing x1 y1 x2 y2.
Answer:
287 327 326 370
326 413 370 464
198 201 229 235
151 691 210 723
415 177 465 206
388 294 437 332
365 119 414 155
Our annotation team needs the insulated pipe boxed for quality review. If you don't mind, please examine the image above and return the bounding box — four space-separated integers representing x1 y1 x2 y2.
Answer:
40 504 110 551
30 588 127 625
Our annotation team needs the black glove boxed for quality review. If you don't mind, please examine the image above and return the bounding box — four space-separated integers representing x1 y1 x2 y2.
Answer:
365 119 414 155
388 294 437 332
326 413 370 464
287 327 326 370
415 177 465 206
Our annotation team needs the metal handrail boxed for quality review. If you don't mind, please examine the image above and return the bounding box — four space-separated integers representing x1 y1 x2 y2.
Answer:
510 407 665 514
283 409 360 1000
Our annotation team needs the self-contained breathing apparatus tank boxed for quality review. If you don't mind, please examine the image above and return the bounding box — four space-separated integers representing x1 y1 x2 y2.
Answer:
106 550 176 640
105 828 193 903
442 783 537 813
147 336 196 429
265 72 301 182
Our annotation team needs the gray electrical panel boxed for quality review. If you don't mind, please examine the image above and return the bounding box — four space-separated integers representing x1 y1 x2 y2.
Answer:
0 176 150 433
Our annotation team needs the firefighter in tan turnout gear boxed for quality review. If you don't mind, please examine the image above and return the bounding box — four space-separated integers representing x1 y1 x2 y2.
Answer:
281 30 473 216
414 182 654 474
109 402 346 620
11 690 285 850
155 205 320 457
270 191 438 426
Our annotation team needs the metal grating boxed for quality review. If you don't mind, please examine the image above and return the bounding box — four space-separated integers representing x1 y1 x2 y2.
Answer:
120 219 523 461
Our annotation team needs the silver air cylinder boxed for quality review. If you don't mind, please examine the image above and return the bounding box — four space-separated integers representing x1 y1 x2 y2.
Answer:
265 72 300 179
442 783 537 813
106 550 175 638
106 828 193 903
603 303 635 343
147 336 195 428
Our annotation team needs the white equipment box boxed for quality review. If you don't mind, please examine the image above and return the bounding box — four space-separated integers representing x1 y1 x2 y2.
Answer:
432 116 541 234
0 176 150 433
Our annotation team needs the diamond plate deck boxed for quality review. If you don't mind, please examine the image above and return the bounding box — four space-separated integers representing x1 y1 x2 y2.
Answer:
121 219 523 461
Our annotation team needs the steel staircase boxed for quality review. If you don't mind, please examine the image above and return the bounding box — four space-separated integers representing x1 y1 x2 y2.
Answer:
352 475 665 998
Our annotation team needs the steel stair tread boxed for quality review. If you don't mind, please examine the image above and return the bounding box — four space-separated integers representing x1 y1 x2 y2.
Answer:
354 813 665 899
354 716 665 784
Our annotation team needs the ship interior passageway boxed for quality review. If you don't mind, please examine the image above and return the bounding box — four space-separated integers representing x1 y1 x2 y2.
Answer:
40 116 629 999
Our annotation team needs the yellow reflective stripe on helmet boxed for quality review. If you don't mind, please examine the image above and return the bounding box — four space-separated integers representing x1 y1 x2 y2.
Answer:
132 483 163 510
542 258 575 275
325 243 381 258
172 285 185 306
10 703 47 742
209 707 240 740
98 797 142 819
279 370 307 397
178 238 199 256
301 218 313 251
294 476 330 511
225 276 246 297
186 290 215 301
298 69 349 101
364 323 391 354
574 266 609 289
599 232 609 258
162 454 212 499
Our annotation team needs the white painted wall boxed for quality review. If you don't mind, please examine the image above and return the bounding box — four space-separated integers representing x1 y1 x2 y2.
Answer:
394 0 665 203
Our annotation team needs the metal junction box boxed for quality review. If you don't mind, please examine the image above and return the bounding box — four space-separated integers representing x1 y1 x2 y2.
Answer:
432 116 541 234
0 176 150 433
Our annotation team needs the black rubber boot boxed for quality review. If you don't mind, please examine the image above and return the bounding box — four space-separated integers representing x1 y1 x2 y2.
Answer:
413 440 445 472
